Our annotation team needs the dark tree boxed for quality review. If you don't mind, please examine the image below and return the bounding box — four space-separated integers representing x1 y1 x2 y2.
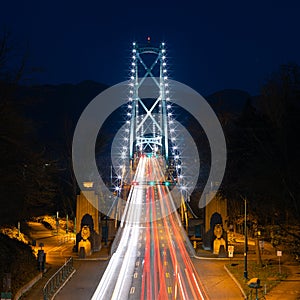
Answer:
220 63 300 249
0 30 58 224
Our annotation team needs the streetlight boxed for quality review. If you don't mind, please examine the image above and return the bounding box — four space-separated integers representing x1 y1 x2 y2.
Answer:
243 197 248 280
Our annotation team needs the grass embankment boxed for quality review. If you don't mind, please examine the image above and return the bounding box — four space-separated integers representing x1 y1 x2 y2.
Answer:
0 230 39 296
226 235 288 298
227 259 287 298
0 216 74 296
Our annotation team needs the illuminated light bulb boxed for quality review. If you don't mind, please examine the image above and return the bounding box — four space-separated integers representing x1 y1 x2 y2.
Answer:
129 83 134 87
163 62 166 66
162 55 166 60
127 112 131 116
166 97 170 101
132 55 136 59
129 90 133 94
125 129 129 132
163 69 167 73
126 120 130 124
162 49 166 53
165 83 168 87
166 90 169 94
167 104 171 109
132 49 136 53
169 120 174 124
164 76 168 80
131 69 135 73
133 42 136 46
170 128 174 132
128 97 132 101
131 76 134 80
175 155 179 159
132 62 135 66
128 104 132 108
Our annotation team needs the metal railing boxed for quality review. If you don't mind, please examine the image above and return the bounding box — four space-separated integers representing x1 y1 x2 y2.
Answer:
43 257 74 300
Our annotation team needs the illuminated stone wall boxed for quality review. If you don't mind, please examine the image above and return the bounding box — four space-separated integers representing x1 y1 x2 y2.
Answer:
205 192 228 232
76 190 99 234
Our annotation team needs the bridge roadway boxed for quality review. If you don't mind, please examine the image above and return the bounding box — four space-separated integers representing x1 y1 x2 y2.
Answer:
92 156 209 300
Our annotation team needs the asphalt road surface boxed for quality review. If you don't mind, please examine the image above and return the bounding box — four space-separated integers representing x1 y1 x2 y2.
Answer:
91 156 208 299
55 260 109 300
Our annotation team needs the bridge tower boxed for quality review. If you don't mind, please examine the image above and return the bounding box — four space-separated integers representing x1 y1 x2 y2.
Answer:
127 40 170 163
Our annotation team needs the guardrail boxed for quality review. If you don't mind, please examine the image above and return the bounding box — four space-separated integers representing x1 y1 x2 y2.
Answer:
43 257 74 300
57 233 75 245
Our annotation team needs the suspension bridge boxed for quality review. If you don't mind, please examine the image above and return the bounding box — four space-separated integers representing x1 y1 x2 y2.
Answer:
91 41 208 300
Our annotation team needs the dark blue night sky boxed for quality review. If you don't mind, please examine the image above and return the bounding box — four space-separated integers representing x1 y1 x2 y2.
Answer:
1 0 300 95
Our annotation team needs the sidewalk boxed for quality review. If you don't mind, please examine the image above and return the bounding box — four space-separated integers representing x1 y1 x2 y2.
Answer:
20 222 74 299
265 263 300 300
194 237 300 300
19 222 110 300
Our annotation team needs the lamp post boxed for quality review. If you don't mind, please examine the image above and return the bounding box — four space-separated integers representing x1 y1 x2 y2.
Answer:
244 197 248 280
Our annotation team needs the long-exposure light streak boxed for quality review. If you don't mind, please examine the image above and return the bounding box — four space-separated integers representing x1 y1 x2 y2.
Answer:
92 156 208 300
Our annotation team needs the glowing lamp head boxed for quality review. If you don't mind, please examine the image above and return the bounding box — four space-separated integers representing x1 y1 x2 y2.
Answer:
83 181 94 188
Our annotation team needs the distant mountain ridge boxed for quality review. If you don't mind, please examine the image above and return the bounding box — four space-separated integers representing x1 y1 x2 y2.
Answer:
17 80 108 143
206 89 251 114
17 81 253 145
